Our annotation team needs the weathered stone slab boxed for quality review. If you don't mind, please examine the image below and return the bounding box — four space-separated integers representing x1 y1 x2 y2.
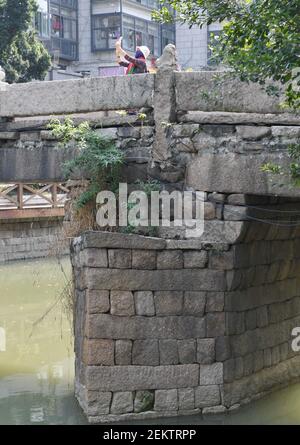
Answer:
86 364 200 391
0 74 155 118
87 314 206 339
178 111 300 126
84 268 226 292
197 339 215 364
176 72 285 114
81 232 166 250
183 291 206 316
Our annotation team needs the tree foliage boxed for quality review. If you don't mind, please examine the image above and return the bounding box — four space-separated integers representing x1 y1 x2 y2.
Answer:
153 0 300 108
0 0 51 83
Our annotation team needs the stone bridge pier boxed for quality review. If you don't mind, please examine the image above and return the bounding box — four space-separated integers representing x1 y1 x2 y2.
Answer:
71 191 300 422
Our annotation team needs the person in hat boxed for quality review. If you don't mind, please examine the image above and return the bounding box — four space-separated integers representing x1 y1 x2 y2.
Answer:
116 38 150 75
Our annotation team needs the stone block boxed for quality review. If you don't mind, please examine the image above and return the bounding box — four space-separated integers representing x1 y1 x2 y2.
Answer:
108 249 132 268
204 202 216 220
226 312 245 335
115 340 132 365
157 250 183 269
263 348 272 368
86 391 112 416
154 389 178 411
86 290 110 314
96 127 118 139
82 231 166 250
256 306 268 328
134 391 154 413
132 250 156 269
223 358 236 382
85 267 226 292
88 314 206 340
183 251 208 268
86 364 200 391
110 291 135 316
111 391 133 414
178 339 196 364
236 125 271 140
200 363 223 385
183 291 206 316
159 339 179 365
202 405 227 415
194 385 220 408
134 291 155 316
215 336 231 362
197 339 215 364
253 350 264 372
244 354 254 376
132 340 159 366
209 250 235 270
80 248 107 268
83 339 114 366
245 309 257 330
154 291 183 315
206 313 225 337
205 292 224 312
117 126 140 138
178 388 195 410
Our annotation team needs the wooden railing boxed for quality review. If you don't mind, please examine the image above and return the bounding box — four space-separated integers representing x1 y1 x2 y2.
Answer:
0 183 69 219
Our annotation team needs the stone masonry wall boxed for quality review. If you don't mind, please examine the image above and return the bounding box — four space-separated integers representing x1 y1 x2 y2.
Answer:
0 218 68 263
72 191 300 422
71 231 228 423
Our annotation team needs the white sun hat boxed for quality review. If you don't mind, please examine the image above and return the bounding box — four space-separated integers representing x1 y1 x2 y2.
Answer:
137 46 150 59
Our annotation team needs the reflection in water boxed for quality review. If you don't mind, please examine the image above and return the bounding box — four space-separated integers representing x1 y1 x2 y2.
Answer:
1 258 300 425
0 258 87 425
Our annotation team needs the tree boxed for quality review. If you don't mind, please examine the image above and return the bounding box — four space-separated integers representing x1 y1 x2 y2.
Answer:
0 0 51 83
153 0 300 109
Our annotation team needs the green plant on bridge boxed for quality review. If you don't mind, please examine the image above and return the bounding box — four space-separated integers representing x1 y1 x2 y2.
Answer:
261 142 300 187
48 118 124 209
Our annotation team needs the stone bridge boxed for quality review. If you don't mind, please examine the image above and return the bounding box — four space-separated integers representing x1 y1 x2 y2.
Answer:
1 56 300 422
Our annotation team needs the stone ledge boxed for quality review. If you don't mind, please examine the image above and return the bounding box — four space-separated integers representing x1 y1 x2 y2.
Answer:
86 364 200 391
87 408 201 424
178 111 300 126
84 267 226 291
80 231 166 250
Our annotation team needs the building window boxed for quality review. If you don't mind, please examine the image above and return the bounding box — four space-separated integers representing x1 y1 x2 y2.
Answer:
92 14 121 50
130 0 159 9
49 0 78 60
122 15 161 57
162 24 175 50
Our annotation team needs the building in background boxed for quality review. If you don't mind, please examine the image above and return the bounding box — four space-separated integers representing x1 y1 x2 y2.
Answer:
36 0 175 77
176 22 222 70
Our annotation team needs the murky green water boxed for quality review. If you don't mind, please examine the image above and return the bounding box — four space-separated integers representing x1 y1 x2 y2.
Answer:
1 258 300 425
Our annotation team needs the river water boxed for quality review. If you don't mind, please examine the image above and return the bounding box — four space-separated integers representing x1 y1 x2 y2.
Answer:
1 258 300 425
